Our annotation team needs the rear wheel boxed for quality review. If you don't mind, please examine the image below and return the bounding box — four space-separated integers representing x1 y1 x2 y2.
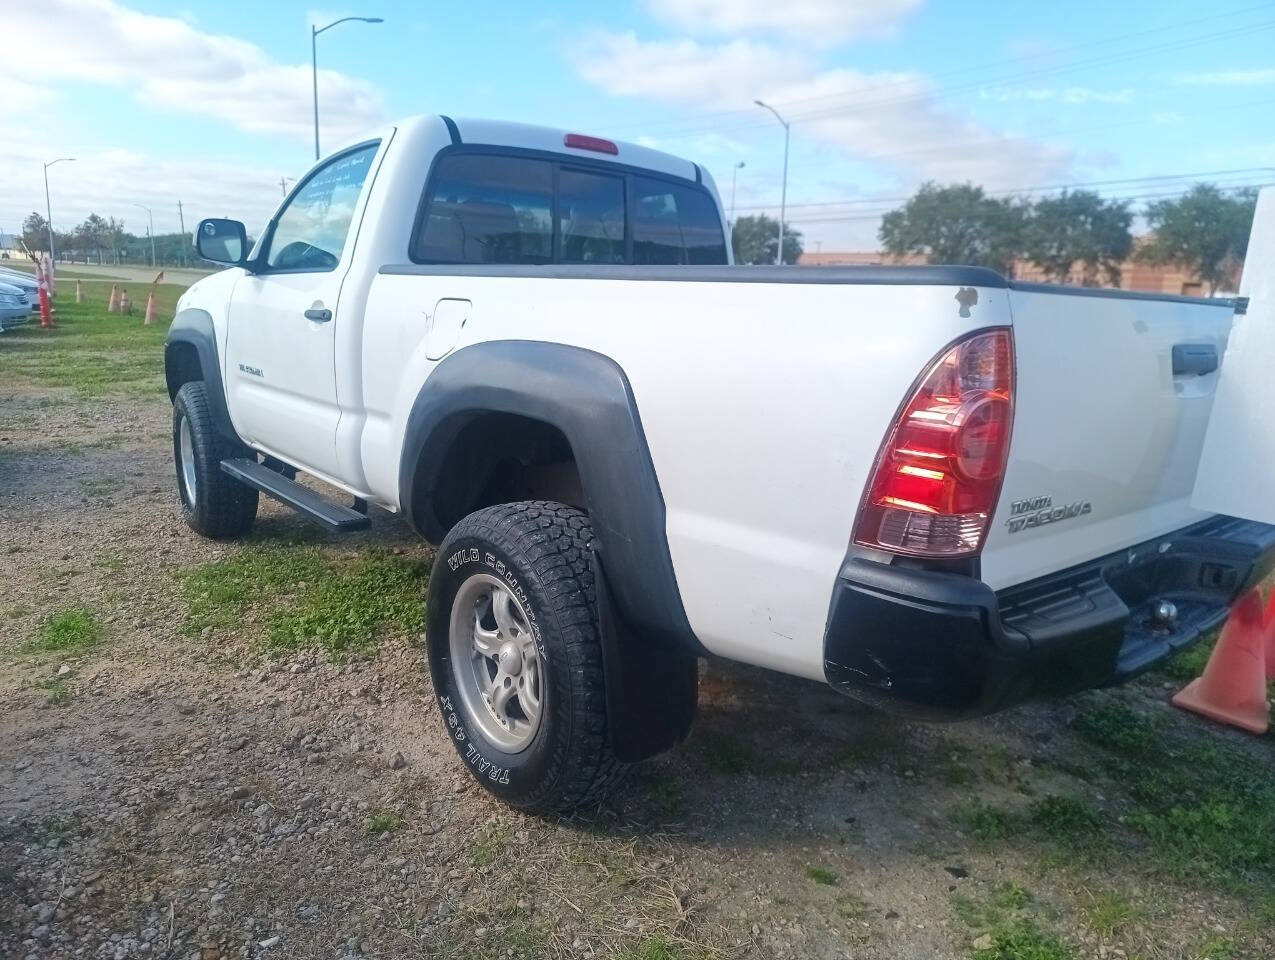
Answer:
173 381 258 540
426 501 623 813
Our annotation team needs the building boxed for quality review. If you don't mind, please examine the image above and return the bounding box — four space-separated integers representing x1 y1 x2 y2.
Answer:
799 247 1227 297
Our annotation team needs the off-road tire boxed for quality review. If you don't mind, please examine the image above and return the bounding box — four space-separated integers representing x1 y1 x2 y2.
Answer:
427 501 623 814
173 381 259 540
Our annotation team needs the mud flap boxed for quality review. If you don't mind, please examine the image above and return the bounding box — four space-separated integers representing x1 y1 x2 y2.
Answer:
592 551 698 762
1193 186 1275 523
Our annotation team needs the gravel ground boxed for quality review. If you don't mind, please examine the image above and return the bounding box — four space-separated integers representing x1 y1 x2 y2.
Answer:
2 347 1273 960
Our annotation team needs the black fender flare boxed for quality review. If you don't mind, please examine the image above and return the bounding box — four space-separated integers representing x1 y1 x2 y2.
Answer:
400 340 699 760
164 308 238 444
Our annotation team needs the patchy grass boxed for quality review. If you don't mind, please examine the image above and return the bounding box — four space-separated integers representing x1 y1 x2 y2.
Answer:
698 730 800 777
955 801 1017 843
7 603 32 619
1159 635 1215 683
613 937 707 960
804 864 839 886
181 544 428 656
0 280 186 396
971 920 1074 960
38 676 72 706
1027 794 1103 845
24 606 102 654
1081 890 1143 938
364 811 404 835
1072 698 1275 894
471 820 513 868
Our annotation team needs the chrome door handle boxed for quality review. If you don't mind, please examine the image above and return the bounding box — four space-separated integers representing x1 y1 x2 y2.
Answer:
304 308 332 323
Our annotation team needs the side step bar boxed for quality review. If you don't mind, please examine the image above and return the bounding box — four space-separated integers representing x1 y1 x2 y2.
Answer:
220 458 371 533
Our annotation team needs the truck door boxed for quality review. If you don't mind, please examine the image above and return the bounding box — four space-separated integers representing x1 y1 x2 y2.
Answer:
1192 187 1275 525
224 142 379 479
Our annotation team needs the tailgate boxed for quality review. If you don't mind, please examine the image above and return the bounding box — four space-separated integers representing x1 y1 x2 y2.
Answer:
980 286 1238 591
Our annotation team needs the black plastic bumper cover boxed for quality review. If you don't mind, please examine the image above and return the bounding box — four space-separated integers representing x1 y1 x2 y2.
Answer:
824 516 1275 720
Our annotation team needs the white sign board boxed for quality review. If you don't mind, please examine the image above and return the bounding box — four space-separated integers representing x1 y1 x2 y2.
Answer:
1192 187 1275 522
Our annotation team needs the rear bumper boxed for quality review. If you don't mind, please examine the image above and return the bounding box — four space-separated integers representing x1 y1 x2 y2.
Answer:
823 515 1275 720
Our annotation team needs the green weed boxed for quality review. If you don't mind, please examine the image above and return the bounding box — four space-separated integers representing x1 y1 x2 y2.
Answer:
1082 891 1142 937
805 864 839 886
364 811 404 835
25 607 102 653
971 920 1073 960
182 546 427 655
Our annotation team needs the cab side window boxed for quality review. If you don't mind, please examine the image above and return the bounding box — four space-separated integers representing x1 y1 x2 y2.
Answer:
265 143 379 272
632 176 728 265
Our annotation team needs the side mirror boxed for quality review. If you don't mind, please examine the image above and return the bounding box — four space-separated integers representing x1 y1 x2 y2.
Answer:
196 218 249 266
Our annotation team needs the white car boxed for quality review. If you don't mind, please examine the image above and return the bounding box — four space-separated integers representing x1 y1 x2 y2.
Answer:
165 115 1273 813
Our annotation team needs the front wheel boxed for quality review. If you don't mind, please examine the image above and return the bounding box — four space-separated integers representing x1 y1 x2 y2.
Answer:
426 501 622 813
173 381 258 540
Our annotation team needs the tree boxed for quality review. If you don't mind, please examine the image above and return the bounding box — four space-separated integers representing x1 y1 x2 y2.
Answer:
20 212 49 257
1024 190 1133 286
106 218 126 265
731 214 804 265
75 214 110 264
879 183 1026 274
1137 184 1257 294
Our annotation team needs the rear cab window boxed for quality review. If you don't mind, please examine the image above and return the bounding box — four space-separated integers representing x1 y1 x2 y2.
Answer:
411 149 726 266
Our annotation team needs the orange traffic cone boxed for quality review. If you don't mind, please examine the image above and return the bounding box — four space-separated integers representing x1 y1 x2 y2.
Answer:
119 289 132 315
1264 589 1275 681
143 291 156 325
1172 589 1270 734
107 284 120 312
75 280 82 304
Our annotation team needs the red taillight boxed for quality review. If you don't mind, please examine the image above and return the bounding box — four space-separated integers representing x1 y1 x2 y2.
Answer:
563 133 619 155
853 328 1014 557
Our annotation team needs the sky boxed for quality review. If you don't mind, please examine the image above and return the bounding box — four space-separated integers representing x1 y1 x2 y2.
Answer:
2 0 1274 251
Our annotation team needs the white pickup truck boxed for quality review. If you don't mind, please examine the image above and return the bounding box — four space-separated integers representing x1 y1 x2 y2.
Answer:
167 114 1275 813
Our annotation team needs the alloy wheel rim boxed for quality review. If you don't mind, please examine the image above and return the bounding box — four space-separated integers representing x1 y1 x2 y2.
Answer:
179 416 197 506
448 572 543 752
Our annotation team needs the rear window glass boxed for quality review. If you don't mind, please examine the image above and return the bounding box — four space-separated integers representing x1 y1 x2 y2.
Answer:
413 154 553 264
412 152 727 266
558 169 625 264
633 176 728 265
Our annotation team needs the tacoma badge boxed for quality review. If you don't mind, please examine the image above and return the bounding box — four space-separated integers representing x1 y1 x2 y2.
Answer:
1005 495 1092 533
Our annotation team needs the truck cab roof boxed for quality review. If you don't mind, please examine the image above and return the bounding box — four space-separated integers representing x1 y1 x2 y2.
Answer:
398 114 704 185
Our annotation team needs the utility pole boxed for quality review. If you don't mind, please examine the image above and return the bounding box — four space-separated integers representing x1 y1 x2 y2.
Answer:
312 16 384 160
42 157 76 263
729 160 745 227
133 203 155 268
176 200 187 267
754 100 791 265
279 176 295 197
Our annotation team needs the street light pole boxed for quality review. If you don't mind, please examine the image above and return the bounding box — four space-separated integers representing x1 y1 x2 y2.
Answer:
133 203 155 267
754 100 790 265
729 160 745 227
42 157 76 264
312 16 384 161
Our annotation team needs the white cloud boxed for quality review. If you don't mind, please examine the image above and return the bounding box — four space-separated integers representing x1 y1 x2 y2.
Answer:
0 134 291 239
0 0 385 142
978 86 1135 104
573 32 1073 187
1171 68 1275 87
644 0 923 45
577 32 808 103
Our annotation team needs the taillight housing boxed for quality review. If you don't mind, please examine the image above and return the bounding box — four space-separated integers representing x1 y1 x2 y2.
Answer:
853 328 1014 558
